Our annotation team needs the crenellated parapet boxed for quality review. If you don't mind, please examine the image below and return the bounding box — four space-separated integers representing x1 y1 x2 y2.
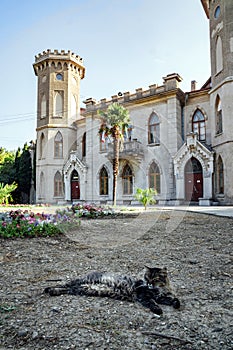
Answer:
33 49 85 78
83 73 183 113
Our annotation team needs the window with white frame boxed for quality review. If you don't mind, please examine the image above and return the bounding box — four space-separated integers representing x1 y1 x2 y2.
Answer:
54 131 63 158
192 109 206 141
149 162 160 193
148 113 160 144
54 171 63 197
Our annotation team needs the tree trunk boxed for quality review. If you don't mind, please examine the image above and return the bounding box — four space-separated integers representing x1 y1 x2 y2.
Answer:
112 126 120 206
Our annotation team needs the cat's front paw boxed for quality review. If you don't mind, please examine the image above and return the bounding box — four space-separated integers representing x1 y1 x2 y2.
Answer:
172 298 180 309
149 300 163 315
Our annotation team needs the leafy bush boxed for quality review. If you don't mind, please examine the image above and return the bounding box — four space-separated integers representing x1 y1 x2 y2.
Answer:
135 188 157 210
0 182 18 205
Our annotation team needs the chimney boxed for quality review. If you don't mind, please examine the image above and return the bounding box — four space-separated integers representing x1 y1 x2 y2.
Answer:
191 80 197 91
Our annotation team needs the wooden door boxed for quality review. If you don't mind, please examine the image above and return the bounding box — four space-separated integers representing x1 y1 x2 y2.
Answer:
71 171 80 200
185 157 203 202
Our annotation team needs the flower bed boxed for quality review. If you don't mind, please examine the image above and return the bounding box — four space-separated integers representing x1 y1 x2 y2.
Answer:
0 204 115 238
0 209 79 238
70 203 115 218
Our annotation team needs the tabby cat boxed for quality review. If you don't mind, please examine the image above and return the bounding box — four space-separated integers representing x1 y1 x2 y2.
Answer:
44 266 180 315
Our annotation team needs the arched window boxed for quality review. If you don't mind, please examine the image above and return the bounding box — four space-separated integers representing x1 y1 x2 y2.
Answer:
54 171 63 197
148 113 160 144
99 131 108 152
149 162 160 193
215 95 223 134
216 36 223 74
217 156 224 194
122 164 133 194
54 131 63 158
39 133 45 159
41 94 46 118
192 109 206 141
39 172 45 199
54 91 64 117
99 167 109 195
71 94 77 118
82 132 86 158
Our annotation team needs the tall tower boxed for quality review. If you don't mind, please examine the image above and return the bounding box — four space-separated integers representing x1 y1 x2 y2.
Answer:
201 0 233 203
33 49 85 203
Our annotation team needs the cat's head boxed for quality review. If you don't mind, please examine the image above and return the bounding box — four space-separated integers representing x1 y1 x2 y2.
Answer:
144 266 169 288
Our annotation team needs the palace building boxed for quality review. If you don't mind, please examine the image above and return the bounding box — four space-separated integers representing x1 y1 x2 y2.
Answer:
33 0 233 205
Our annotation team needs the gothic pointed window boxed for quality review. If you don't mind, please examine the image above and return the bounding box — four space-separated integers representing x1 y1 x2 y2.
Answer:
216 36 223 74
41 94 46 118
217 156 224 194
71 94 77 118
99 166 109 195
82 132 86 158
54 131 63 158
148 112 160 144
54 171 63 197
39 171 45 199
122 164 133 194
149 162 160 193
215 95 223 134
40 133 45 159
192 109 206 141
54 91 64 117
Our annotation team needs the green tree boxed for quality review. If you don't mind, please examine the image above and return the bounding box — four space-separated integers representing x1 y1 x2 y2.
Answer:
12 147 21 203
98 103 130 206
0 182 18 204
18 143 32 203
135 188 157 210
0 148 16 184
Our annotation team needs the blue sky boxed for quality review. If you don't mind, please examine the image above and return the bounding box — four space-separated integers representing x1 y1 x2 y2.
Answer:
0 0 210 150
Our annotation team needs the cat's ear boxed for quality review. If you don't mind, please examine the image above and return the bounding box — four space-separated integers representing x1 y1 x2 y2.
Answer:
144 266 151 271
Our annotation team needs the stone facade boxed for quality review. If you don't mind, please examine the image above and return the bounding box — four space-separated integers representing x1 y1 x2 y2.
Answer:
33 1 233 205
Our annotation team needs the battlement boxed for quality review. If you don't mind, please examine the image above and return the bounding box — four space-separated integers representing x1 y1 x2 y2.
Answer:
83 73 183 112
35 49 83 64
33 49 85 78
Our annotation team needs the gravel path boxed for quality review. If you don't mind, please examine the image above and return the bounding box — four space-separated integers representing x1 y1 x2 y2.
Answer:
0 210 232 349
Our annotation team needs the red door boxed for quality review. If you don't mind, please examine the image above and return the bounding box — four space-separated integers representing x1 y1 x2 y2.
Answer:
71 181 80 200
185 157 203 202
71 171 80 200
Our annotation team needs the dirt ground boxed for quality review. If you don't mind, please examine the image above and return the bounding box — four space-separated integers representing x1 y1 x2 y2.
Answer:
0 209 232 350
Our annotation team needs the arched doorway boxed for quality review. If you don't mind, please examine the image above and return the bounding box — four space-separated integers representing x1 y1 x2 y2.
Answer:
71 170 80 200
185 157 203 202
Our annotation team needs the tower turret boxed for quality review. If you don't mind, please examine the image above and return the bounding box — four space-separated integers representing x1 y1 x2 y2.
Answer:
33 49 85 203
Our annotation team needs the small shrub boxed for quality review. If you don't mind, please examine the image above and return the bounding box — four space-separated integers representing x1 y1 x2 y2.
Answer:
135 188 157 210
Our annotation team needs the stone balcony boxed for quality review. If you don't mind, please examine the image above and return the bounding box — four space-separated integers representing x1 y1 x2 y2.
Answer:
106 139 144 162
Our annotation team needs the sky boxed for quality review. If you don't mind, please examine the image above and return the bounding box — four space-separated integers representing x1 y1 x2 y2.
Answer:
0 0 210 151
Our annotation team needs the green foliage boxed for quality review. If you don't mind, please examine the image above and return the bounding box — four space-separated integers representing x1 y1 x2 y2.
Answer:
0 148 16 184
98 103 130 137
18 144 32 203
135 188 157 210
0 182 18 204
0 144 33 204
99 102 130 127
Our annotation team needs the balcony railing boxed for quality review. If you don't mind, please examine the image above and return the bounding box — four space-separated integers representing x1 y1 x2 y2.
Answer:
107 139 144 161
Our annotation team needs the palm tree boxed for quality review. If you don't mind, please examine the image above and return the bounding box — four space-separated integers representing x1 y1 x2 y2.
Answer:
98 103 130 206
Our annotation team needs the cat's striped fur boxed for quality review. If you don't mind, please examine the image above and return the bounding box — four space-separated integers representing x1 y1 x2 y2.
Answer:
44 267 180 315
